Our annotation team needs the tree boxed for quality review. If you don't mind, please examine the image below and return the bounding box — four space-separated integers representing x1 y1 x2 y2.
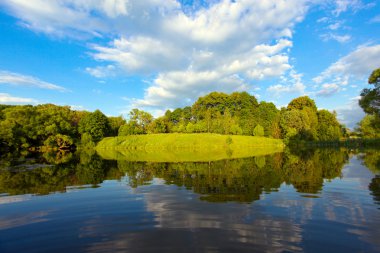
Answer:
129 109 153 134
147 117 168 134
257 102 280 137
118 121 144 135
359 68 380 116
79 110 110 142
287 96 317 111
108 116 126 136
358 115 380 138
317 110 342 141
253 124 264 137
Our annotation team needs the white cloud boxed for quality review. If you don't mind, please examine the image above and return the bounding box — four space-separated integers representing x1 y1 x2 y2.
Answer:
132 70 249 109
331 0 371 17
314 44 380 84
312 45 380 96
335 96 365 129
91 36 188 73
0 0 181 38
320 33 351 43
86 65 116 78
1 0 309 111
0 93 37 104
316 83 340 97
0 70 67 91
267 69 306 98
328 22 341 30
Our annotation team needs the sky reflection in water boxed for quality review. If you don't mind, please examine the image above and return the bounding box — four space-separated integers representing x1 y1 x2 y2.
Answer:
0 149 379 253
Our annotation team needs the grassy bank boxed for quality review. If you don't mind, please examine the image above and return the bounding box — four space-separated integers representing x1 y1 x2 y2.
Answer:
96 133 284 162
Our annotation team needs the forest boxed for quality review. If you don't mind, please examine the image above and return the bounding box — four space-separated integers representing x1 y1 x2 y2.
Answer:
0 68 379 150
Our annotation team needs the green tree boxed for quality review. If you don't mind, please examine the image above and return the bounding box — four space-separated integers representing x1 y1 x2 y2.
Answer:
317 110 342 141
129 109 153 134
147 117 168 134
79 109 110 142
358 114 380 138
253 124 264 136
359 68 380 116
108 116 126 136
287 96 317 111
257 102 280 137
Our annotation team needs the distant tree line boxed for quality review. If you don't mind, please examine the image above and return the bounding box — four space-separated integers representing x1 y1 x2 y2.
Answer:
0 92 347 150
3 89 369 151
119 92 345 144
0 104 125 150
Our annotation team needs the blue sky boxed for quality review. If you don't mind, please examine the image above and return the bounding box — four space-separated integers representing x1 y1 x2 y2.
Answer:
0 0 379 128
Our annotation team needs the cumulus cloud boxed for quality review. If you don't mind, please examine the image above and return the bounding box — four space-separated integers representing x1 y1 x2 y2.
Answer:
0 70 67 91
267 69 306 98
312 44 380 97
316 83 341 97
1 0 309 111
314 44 380 84
0 93 37 104
0 0 181 38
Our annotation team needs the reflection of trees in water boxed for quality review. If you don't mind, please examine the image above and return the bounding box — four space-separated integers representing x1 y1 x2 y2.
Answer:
369 176 380 208
282 149 348 193
0 150 121 195
118 149 348 202
360 150 380 173
0 148 350 201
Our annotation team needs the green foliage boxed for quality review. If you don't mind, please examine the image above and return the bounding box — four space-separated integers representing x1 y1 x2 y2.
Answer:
253 124 264 136
108 116 126 136
287 96 317 111
147 117 168 134
0 92 345 149
118 109 153 135
79 109 110 142
317 110 342 141
80 132 95 148
360 68 380 116
256 102 280 137
0 104 83 149
44 134 74 149
358 115 380 138
119 121 144 135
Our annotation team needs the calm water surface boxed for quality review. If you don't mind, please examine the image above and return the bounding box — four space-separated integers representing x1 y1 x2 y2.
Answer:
0 149 379 252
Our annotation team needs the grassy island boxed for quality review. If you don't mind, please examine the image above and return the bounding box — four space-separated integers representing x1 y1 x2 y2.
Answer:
96 133 284 162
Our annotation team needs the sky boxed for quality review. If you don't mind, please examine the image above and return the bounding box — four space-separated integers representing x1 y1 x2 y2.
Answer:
0 0 379 129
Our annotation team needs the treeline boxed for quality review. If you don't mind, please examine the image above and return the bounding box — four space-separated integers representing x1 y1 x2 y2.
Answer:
120 92 344 143
0 104 125 150
0 92 345 150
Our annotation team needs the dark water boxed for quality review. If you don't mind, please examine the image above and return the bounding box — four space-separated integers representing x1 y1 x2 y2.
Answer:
0 149 380 252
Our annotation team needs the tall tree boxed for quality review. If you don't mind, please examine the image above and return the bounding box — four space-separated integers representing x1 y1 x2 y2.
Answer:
360 68 380 116
79 110 110 142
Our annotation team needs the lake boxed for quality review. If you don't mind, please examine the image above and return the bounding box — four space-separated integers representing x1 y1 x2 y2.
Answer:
0 148 379 252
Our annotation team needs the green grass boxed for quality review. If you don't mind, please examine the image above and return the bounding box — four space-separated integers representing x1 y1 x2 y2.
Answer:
96 133 284 162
